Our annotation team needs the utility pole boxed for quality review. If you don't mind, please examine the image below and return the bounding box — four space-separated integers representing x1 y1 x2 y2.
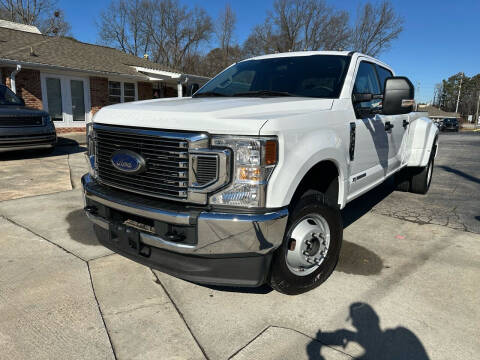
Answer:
475 91 480 128
455 73 463 114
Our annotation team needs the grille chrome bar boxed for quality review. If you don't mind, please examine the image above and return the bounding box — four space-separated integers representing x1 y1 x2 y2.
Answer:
94 123 209 203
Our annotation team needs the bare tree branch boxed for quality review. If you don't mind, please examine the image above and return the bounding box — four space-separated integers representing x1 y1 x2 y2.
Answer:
0 0 70 35
351 0 403 57
243 0 351 57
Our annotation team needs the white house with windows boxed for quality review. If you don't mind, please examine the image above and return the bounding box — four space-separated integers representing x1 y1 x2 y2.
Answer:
0 20 209 130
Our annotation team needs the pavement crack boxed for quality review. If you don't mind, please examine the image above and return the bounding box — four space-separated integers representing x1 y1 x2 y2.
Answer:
67 153 75 190
89 252 117 261
269 325 355 359
228 326 271 359
150 269 211 360
3 216 85 262
87 262 118 360
103 301 171 317
228 325 355 359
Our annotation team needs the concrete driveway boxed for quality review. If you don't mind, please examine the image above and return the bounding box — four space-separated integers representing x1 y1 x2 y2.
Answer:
1 133 479 360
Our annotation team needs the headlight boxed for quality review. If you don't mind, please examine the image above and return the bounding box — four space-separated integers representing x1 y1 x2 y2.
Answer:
86 122 97 178
209 136 278 207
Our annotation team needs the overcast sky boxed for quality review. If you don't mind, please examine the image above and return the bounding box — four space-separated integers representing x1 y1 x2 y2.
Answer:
60 0 480 103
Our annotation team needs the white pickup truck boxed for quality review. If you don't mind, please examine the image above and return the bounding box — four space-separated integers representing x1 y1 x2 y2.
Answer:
83 51 438 294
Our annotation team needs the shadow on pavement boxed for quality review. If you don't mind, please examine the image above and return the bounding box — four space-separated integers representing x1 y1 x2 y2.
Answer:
66 209 102 246
0 144 86 161
336 240 383 276
202 283 273 295
438 165 480 185
307 302 430 360
341 178 395 229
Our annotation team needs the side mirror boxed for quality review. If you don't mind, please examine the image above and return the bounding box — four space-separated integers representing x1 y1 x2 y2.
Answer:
382 77 415 115
189 83 200 96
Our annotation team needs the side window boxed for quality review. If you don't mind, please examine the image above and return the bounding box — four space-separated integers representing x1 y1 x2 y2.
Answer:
376 65 393 93
353 62 381 108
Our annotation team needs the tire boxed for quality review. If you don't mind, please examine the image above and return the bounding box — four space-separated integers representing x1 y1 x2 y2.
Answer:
269 191 343 295
394 168 411 192
410 156 434 194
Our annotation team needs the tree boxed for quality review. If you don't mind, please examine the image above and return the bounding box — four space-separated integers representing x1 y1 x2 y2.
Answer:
438 73 480 116
199 4 244 76
97 0 150 57
351 0 403 57
143 0 213 72
216 4 236 54
243 0 351 57
0 0 70 36
199 45 244 77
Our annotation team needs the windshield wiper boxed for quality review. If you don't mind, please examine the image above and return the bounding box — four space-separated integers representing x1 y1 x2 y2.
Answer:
232 90 295 97
193 91 227 98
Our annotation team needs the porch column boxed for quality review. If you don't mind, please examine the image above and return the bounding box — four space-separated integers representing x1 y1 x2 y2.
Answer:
177 82 183 97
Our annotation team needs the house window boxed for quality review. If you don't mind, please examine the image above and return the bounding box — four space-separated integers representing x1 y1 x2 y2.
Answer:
108 81 121 104
45 77 63 121
124 82 135 102
108 81 137 104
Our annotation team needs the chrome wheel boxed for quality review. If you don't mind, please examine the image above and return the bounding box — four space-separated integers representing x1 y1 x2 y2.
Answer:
286 214 331 276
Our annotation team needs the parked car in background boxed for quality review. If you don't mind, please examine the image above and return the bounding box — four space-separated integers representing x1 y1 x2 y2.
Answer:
0 84 56 153
441 118 459 132
82 51 438 294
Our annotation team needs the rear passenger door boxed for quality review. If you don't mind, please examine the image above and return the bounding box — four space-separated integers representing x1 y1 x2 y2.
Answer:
375 64 410 170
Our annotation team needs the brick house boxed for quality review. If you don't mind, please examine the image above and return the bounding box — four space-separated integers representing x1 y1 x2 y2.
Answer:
0 20 209 131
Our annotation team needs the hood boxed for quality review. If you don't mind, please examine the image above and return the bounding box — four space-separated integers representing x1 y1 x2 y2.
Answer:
93 97 333 134
0 105 48 117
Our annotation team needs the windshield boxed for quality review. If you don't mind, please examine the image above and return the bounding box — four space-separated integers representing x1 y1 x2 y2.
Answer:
0 85 23 105
194 55 351 98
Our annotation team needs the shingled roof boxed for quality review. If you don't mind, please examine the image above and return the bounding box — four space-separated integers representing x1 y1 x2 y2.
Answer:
0 26 181 79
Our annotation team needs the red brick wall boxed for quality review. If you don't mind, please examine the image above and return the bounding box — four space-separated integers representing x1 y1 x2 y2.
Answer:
1 67 43 109
89 76 109 115
138 81 153 100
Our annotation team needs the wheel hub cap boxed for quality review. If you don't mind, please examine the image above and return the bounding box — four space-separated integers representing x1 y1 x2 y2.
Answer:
286 214 331 276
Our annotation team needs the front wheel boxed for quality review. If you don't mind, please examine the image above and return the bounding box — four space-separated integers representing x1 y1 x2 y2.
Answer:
269 191 343 295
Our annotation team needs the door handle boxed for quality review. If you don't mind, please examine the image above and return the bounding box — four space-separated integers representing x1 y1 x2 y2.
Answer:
385 121 394 131
403 119 410 128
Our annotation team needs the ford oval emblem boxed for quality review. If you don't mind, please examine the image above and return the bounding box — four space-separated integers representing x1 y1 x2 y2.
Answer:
111 150 146 174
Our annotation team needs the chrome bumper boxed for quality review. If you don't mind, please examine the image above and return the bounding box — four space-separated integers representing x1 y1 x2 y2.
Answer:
82 174 288 256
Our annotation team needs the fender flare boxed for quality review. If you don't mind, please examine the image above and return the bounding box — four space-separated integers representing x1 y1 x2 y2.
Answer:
406 117 439 167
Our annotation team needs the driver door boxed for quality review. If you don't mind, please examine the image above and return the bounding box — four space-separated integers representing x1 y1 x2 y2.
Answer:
348 61 389 196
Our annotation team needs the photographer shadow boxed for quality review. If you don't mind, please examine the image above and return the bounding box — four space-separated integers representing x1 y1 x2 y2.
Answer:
307 302 429 360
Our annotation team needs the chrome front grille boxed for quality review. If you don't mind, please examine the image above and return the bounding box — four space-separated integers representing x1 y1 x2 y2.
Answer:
95 125 194 200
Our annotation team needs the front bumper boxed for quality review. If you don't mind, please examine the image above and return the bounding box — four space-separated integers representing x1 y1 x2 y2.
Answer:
82 174 288 286
0 125 56 152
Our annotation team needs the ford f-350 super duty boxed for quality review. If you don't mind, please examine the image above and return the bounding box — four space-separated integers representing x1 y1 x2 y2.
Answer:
82 51 438 294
